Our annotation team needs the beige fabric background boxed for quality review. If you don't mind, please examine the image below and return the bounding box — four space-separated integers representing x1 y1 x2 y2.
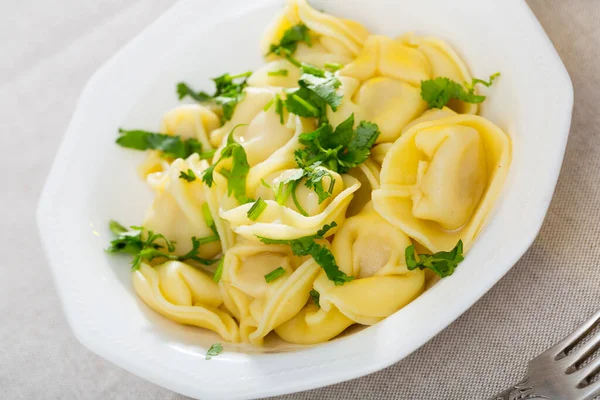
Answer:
1 0 598 399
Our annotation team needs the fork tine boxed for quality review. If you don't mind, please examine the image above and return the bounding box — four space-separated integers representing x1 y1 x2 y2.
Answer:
573 355 600 386
549 308 600 358
578 378 600 400
564 330 600 367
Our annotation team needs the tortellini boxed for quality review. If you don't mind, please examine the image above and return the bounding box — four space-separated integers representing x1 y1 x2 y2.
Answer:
142 155 221 257
373 114 511 253
220 170 360 240
334 35 429 143
314 204 425 325
115 0 511 350
133 261 239 342
219 242 319 345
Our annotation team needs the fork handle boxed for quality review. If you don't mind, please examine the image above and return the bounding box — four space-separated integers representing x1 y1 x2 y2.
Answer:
488 377 549 399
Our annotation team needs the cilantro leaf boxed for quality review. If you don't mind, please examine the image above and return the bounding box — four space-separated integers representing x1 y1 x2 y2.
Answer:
179 168 197 182
295 113 380 173
268 24 312 58
201 125 252 204
177 71 252 123
206 343 222 360
284 87 325 119
309 289 320 307
405 240 464 278
116 129 206 159
420 73 500 109
264 266 286 283
247 197 267 221
257 222 353 285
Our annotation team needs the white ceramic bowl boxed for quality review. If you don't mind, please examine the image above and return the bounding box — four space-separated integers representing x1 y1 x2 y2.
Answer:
37 0 573 398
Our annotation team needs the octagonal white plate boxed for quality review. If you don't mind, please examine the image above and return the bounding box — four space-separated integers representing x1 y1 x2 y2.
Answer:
37 0 573 398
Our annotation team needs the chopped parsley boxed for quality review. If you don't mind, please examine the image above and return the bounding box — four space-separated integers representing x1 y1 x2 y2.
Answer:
264 266 286 283
284 63 342 124
324 62 342 72
268 69 289 77
247 197 267 221
405 240 464 278
106 221 219 271
420 73 500 109
179 168 197 182
263 94 286 124
202 125 252 204
116 128 210 159
309 289 320 307
177 71 252 123
268 23 312 60
206 343 223 360
295 113 380 173
257 222 353 285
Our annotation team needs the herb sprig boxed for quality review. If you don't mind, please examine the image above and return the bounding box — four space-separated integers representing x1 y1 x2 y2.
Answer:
177 71 252 123
257 222 354 285
116 129 212 159
404 240 464 278
202 125 252 204
420 73 500 109
106 221 219 271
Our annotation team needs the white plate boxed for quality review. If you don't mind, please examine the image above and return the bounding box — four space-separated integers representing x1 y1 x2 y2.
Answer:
37 0 573 398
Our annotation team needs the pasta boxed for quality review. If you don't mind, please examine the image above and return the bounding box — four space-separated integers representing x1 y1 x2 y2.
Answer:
109 0 511 349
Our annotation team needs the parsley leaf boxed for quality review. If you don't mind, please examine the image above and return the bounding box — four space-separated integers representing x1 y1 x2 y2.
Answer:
106 221 218 270
268 23 312 58
247 197 267 221
264 266 286 283
176 83 212 102
257 222 354 285
268 69 289 77
309 289 320 307
295 113 380 173
206 343 222 360
420 73 500 109
201 125 252 204
324 62 342 72
116 129 207 159
179 168 197 182
263 94 286 124
177 71 252 123
405 240 464 278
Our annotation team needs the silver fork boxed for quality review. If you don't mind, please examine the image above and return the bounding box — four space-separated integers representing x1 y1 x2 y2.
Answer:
490 308 600 399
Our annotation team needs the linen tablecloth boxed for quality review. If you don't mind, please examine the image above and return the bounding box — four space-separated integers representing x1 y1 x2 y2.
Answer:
2 0 598 398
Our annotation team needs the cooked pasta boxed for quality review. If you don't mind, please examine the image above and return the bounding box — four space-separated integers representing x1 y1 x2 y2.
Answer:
108 0 511 350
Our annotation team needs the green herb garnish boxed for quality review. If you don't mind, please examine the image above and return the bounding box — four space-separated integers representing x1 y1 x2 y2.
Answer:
405 240 464 278
179 168 196 182
206 343 223 360
420 73 500 109
268 23 312 60
309 289 320 307
247 197 267 221
202 203 219 238
116 129 209 159
264 266 286 283
106 221 218 270
202 125 252 204
177 71 252 123
263 94 286 124
257 222 353 285
213 258 224 283
294 113 380 173
324 62 342 72
268 69 289 77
